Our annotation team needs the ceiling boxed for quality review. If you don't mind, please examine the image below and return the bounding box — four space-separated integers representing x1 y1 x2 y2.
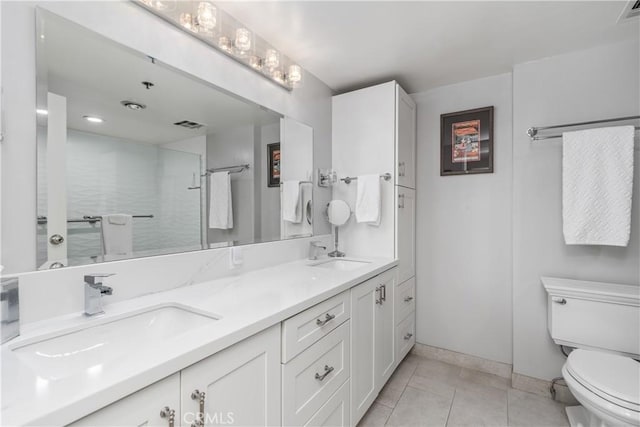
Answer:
39 12 280 145
218 1 640 94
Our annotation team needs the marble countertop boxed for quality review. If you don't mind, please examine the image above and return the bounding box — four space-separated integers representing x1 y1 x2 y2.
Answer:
1 256 396 426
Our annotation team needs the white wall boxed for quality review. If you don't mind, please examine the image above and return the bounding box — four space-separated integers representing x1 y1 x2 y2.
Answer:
259 122 281 242
412 73 513 364
0 1 332 274
512 39 640 380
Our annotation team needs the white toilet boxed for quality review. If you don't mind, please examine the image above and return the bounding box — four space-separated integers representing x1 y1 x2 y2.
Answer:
542 277 640 427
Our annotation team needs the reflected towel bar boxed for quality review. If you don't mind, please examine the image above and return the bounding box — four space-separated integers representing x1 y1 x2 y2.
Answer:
341 173 392 184
279 180 312 186
202 164 250 176
527 115 640 141
37 215 154 225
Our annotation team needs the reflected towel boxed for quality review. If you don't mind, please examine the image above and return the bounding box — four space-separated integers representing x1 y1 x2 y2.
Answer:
209 172 233 229
355 174 381 226
563 126 635 246
282 180 302 223
101 214 133 255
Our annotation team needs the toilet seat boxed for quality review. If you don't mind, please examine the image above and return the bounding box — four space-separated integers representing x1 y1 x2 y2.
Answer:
565 349 640 413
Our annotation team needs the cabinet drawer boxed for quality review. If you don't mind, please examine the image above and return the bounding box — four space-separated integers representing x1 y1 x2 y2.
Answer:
283 321 350 426
395 312 415 362
304 379 350 427
395 277 415 325
282 290 350 362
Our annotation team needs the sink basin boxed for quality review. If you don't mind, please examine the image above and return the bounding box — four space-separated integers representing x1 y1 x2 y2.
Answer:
312 259 371 271
11 304 218 380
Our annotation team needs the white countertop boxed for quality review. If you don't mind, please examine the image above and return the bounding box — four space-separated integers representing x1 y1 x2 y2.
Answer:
1 256 397 426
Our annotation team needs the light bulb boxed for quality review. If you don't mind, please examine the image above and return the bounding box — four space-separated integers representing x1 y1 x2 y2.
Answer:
271 69 284 84
153 0 176 11
218 36 232 53
288 64 302 86
235 28 251 53
196 2 216 34
180 13 195 32
264 49 280 69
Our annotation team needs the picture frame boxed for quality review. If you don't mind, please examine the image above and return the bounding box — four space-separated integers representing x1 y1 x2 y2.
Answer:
267 142 281 187
440 106 494 176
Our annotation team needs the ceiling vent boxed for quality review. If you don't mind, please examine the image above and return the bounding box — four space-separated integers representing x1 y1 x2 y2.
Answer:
174 120 205 129
618 1 640 23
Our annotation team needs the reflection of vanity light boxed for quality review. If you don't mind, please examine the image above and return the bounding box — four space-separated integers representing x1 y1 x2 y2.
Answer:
83 115 104 123
36 109 48 115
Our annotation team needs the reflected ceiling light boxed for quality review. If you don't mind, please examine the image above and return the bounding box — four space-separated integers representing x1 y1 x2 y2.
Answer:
83 115 104 123
134 0 302 90
36 109 48 115
121 101 147 110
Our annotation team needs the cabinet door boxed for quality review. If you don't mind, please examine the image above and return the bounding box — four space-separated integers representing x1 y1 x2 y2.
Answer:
397 187 416 284
181 325 281 427
396 84 416 189
305 380 350 427
350 277 378 425
68 374 180 427
374 269 396 389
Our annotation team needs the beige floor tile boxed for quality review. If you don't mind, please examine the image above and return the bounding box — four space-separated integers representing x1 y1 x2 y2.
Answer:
376 380 406 408
507 388 569 427
458 368 511 392
413 358 462 390
446 386 508 426
407 371 456 400
386 386 453 427
358 402 394 427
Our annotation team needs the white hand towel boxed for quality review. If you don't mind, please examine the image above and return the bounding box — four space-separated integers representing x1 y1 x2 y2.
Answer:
209 172 233 229
282 180 302 223
355 174 381 226
101 214 133 256
563 126 635 246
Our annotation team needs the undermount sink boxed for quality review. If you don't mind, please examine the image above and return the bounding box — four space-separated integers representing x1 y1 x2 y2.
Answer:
312 259 371 271
11 304 218 380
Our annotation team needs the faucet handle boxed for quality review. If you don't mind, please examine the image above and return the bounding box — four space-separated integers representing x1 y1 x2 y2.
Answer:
84 273 115 286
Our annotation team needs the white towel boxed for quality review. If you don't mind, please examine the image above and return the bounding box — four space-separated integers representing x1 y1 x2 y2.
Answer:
209 172 233 229
282 180 302 223
355 174 381 226
563 126 635 246
101 214 133 256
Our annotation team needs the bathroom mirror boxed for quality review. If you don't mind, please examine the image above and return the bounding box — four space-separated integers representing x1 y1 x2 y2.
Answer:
327 200 351 226
34 10 313 269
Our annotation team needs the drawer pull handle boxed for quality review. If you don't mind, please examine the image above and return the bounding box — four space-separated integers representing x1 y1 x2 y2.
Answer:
404 296 414 302
315 365 334 381
316 313 336 326
190 389 206 427
404 333 414 340
160 406 176 427
381 284 387 302
552 297 567 305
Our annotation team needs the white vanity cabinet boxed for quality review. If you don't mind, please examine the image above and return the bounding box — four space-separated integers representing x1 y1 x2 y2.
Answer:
397 187 416 285
396 85 417 190
350 267 397 425
68 374 180 427
181 324 281 427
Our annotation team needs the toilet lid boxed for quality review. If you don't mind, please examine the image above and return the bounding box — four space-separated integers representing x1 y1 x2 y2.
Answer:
566 349 640 410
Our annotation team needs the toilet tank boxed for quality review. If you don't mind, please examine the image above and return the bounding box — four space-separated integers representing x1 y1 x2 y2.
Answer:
542 276 640 358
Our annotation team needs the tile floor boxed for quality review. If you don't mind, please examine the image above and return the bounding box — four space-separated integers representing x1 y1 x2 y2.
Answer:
358 354 570 427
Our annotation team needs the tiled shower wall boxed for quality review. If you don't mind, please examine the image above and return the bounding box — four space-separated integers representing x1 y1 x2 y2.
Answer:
37 129 201 267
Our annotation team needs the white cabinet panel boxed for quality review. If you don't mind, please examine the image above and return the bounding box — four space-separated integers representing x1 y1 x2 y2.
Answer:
181 325 281 427
68 374 180 427
282 290 350 363
304 380 350 427
395 277 416 327
396 187 416 284
374 269 396 387
396 312 416 362
282 321 350 426
396 84 416 189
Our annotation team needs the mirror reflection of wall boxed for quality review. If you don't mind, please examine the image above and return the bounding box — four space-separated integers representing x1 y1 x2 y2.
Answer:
35 10 312 270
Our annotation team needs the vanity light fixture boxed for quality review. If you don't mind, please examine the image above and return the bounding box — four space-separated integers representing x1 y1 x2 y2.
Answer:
133 0 303 90
83 115 104 123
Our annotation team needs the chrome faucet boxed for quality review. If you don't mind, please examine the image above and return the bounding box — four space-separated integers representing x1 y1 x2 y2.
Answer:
308 241 327 260
84 273 114 316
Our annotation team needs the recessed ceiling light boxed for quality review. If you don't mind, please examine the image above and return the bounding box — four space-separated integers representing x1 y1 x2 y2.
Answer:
121 100 147 110
83 115 104 123
36 109 48 115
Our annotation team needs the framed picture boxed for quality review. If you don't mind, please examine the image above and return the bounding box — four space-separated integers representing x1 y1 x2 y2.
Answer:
267 142 281 187
441 106 494 176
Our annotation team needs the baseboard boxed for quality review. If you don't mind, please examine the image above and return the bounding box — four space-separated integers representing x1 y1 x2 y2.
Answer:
410 342 512 379
511 372 579 405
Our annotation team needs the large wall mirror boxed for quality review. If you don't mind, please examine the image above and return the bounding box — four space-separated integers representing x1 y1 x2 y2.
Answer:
35 10 314 269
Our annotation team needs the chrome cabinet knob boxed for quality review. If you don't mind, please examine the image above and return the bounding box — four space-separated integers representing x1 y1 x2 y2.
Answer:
49 234 64 245
551 296 567 305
